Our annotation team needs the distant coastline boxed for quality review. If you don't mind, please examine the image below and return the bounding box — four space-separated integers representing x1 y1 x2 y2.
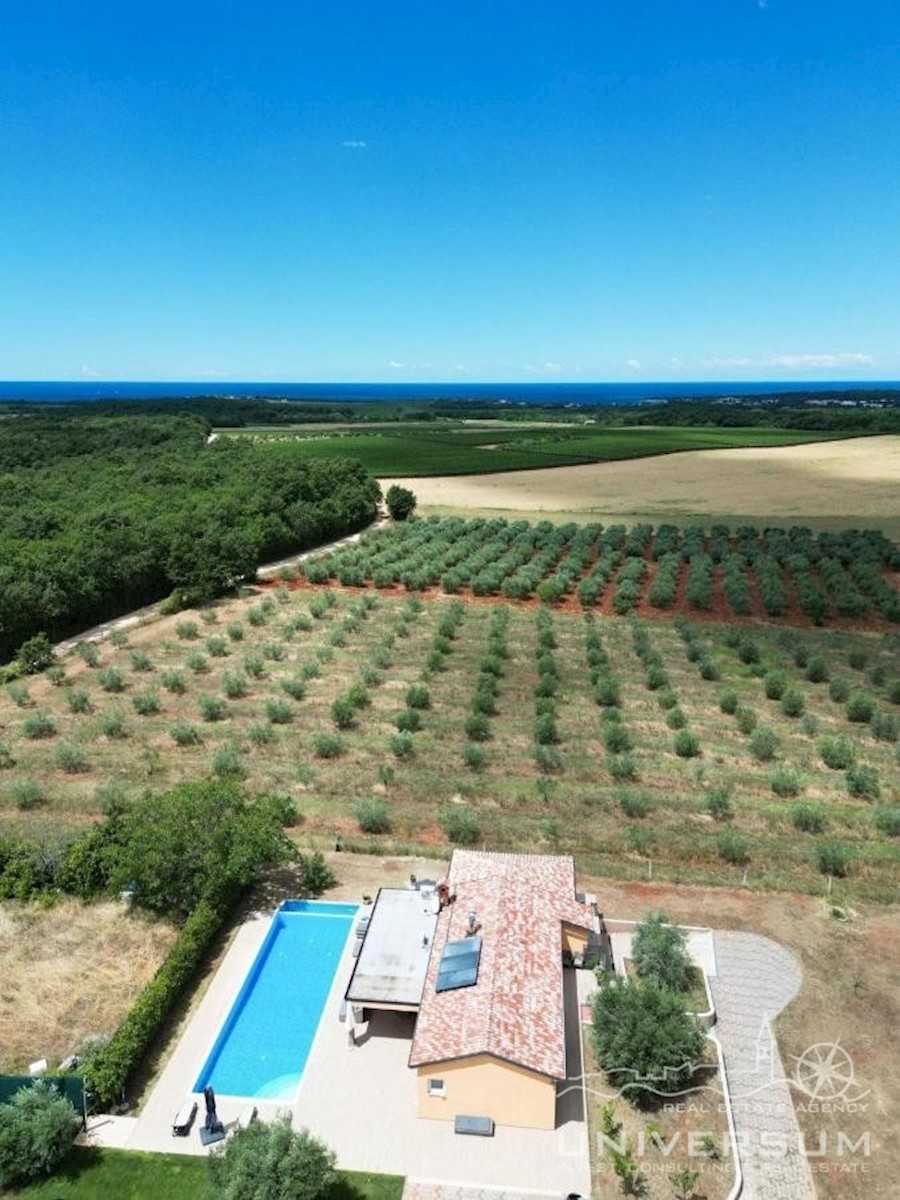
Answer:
1 379 899 406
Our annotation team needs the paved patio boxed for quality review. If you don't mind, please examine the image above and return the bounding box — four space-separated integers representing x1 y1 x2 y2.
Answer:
89 905 591 1197
710 931 817 1200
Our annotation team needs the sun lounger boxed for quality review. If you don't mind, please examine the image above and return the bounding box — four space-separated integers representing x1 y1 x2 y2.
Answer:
172 1097 198 1136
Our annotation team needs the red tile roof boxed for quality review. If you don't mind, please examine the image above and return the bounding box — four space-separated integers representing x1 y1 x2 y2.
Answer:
409 851 593 1079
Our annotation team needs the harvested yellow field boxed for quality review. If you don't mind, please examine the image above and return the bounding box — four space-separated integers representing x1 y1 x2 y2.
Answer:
383 434 900 535
0 900 177 1073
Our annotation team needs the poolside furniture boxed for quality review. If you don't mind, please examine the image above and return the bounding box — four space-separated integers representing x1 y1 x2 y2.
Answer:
453 1114 495 1137
172 1097 198 1136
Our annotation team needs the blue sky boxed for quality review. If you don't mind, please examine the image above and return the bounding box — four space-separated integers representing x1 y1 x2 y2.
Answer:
1 1 898 383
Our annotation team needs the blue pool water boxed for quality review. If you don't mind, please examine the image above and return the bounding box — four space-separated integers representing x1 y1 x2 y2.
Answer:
195 900 357 1100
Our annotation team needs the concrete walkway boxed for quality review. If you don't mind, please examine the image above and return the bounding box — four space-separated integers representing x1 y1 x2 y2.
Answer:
710 932 817 1200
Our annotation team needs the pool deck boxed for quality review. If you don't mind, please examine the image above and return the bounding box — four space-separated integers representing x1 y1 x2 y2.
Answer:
87 904 591 1196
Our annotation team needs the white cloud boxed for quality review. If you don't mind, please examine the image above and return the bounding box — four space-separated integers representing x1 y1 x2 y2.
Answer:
700 357 752 368
770 352 874 369
80 364 101 378
626 358 642 371
526 362 563 375
388 360 404 369
342 140 367 149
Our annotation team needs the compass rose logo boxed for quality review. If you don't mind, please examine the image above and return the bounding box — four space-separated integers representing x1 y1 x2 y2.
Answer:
791 1041 869 1102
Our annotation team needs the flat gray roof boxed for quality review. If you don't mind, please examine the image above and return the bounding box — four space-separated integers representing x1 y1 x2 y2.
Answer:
345 887 439 1008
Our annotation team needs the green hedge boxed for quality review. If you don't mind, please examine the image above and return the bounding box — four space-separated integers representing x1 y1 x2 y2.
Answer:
84 896 228 1108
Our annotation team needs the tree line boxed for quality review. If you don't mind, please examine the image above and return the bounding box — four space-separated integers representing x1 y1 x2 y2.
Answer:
0 412 380 661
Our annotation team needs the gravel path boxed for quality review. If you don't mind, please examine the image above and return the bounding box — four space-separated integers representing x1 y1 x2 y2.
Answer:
711 931 818 1200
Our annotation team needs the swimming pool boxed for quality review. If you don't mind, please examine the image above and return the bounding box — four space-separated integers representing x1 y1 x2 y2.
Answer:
194 900 357 1100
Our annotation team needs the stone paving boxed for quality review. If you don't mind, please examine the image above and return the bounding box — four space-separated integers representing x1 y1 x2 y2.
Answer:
710 931 818 1200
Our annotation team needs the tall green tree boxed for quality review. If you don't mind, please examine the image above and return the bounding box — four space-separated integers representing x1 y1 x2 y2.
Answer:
209 1117 337 1200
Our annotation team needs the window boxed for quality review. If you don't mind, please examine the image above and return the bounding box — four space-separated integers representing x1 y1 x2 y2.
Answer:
427 1078 446 1097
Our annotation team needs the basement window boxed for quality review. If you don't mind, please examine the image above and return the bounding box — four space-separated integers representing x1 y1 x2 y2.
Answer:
427 1078 446 1097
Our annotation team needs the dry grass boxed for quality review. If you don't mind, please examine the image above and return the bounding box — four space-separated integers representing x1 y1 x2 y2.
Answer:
0 899 176 1073
382 434 900 537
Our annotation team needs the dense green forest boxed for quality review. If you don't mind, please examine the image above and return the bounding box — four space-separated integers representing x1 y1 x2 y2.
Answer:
0 413 380 660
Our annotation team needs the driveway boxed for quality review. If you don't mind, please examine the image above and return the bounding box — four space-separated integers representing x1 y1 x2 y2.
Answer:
710 932 817 1200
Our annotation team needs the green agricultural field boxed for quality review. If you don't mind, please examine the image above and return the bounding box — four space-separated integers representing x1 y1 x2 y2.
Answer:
221 423 853 476
2 579 897 903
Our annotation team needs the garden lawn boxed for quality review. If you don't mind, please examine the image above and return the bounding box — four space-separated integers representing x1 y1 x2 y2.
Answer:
16 1147 404 1200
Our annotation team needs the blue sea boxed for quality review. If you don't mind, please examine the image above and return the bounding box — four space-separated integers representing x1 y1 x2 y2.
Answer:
0 380 896 406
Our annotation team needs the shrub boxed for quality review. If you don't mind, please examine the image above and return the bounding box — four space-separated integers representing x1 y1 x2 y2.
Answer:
130 650 153 672
46 664 66 686
226 621 244 641
280 677 307 700
385 483 417 520
770 767 802 797
76 641 101 667
462 742 486 771
0 742 13 770
673 730 701 759
464 712 491 742
312 731 343 758
349 797 390 835
595 677 621 707
735 706 757 735
65 687 91 714
704 786 733 821
845 764 880 800
263 641 286 662
406 682 431 710
816 840 850 877
23 711 57 739
535 714 560 745
52 741 88 774
750 726 779 762
805 656 830 683
820 735 856 770
800 713 819 736
198 695 227 722
393 708 421 733
889 678 900 705
161 669 187 694
535 744 564 772
84 895 228 1107
12 778 43 810
738 638 760 665
590 978 705 1104
632 912 692 992
829 677 850 703
346 681 371 710
657 688 678 711
698 656 720 682
132 691 161 716
246 722 275 746
603 724 633 753
0 1078 82 1189
170 721 201 746
780 687 805 718
212 745 246 778
717 830 750 865
645 665 669 691
186 651 208 674
330 696 356 729
244 655 265 678
266 697 294 725
719 688 739 715
175 620 199 640
846 692 875 724
608 754 638 782
873 806 900 837
666 707 688 730
793 804 826 834
390 731 415 759
441 808 480 845
222 671 247 699
848 648 869 670
100 710 127 739
205 636 228 658
99 667 125 693
201 607 220 623
618 789 652 818
764 670 788 700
